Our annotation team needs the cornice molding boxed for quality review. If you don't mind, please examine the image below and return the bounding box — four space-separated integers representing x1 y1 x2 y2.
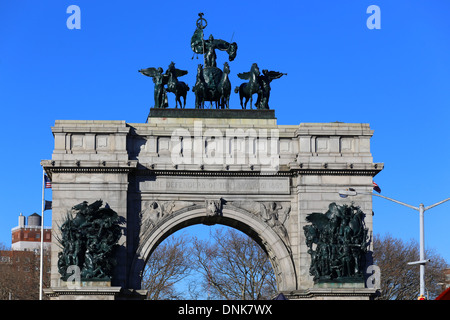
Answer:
41 159 382 178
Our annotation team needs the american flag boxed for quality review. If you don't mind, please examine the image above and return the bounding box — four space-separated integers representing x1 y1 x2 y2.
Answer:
373 181 381 193
44 174 52 188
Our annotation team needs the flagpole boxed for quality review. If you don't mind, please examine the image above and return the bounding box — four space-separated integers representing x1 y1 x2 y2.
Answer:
39 169 45 300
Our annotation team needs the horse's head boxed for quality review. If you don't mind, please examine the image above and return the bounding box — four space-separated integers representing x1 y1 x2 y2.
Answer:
195 64 205 82
223 62 230 73
165 62 175 75
251 63 260 76
227 42 237 61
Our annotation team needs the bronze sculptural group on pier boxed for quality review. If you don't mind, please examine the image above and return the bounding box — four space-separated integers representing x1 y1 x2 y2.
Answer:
139 13 286 110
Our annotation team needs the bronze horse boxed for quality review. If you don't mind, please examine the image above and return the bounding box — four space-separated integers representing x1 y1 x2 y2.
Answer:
165 62 189 109
192 64 208 109
193 62 231 109
234 63 260 109
218 62 231 109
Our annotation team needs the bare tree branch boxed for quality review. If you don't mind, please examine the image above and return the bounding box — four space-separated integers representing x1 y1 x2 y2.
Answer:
191 228 276 300
141 234 194 300
373 233 448 300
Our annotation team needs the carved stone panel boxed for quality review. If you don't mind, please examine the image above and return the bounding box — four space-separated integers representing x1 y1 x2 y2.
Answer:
139 200 195 236
229 200 292 252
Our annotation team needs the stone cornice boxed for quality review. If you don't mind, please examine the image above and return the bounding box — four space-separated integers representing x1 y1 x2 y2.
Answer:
43 286 122 297
295 122 374 137
51 120 129 134
41 160 382 178
280 287 378 299
134 166 383 178
41 160 138 179
292 169 381 177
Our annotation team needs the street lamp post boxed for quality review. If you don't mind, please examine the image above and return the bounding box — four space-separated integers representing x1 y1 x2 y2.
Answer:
338 188 450 299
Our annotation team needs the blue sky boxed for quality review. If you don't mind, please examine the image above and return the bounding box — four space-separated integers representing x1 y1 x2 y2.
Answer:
0 0 449 266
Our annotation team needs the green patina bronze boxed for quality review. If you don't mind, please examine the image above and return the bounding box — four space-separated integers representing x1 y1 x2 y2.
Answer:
139 13 286 111
57 200 122 281
139 62 189 109
303 202 369 283
191 13 237 109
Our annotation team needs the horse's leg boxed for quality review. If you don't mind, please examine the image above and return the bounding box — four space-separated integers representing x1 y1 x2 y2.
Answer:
183 85 188 109
238 87 244 109
175 94 180 109
177 91 183 109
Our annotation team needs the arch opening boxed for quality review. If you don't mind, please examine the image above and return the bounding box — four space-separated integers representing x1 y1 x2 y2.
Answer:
129 205 297 293
142 224 277 300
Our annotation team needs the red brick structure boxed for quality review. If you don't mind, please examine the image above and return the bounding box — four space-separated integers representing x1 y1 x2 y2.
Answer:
11 213 51 252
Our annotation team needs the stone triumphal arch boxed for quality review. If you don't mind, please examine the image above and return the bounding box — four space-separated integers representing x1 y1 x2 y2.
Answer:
41 110 383 300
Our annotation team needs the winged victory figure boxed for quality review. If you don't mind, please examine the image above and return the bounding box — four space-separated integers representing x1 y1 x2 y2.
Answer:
138 67 169 109
256 70 287 109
